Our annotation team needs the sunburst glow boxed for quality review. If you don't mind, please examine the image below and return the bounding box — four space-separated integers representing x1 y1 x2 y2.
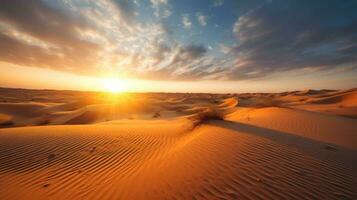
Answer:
101 78 129 93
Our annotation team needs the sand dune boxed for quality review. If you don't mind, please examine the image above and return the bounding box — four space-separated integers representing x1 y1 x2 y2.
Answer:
308 90 357 106
0 119 356 199
228 107 357 150
0 87 356 199
286 89 357 119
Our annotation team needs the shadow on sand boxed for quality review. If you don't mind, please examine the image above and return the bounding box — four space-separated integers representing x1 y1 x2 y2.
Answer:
207 119 357 167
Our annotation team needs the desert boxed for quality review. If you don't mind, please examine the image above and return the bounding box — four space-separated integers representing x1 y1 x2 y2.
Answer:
1 0 357 199
0 87 356 199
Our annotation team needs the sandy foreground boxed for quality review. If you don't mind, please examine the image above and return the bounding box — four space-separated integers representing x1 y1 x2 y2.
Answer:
0 87 356 199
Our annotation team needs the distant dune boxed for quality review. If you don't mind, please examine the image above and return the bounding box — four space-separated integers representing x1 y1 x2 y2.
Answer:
0 87 356 199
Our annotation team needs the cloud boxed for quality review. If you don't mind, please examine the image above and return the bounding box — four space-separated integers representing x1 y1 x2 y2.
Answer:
0 0 217 81
0 0 102 73
0 0 170 75
219 43 231 54
162 9 172 18
196 12 207 27
112 0 137 23
182 14 192 29
150 0 170 18
1 0 356 82
123 43 214 80
225 0 357 80
213 0 224 7
150 0 168 7
115 40 234 81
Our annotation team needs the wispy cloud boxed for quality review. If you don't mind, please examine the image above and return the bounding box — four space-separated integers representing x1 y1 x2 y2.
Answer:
150 0 170 18
182 14 192 29
196 12 207 26
213 0 224 7
162 9 172 18
150 0 168 7
219 43 231 54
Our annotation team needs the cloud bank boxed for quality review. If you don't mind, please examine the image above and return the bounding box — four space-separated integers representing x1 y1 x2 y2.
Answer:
0 0 356 81
227 0 357 80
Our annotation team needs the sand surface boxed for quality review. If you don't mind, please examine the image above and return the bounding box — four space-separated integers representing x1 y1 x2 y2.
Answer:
0 87 356 199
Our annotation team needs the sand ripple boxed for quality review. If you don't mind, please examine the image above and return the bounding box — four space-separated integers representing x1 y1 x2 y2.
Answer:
0 119 356 199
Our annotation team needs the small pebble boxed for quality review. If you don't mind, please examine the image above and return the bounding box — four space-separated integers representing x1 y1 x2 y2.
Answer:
43 183 50 188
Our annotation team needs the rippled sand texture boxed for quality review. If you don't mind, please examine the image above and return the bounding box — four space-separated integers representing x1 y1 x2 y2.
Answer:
0 87 356 199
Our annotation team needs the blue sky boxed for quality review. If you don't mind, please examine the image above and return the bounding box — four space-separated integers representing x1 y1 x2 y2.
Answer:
132 0 264 56
0 0 356 92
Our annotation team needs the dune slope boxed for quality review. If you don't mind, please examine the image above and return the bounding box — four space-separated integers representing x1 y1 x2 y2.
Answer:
0 118 356 200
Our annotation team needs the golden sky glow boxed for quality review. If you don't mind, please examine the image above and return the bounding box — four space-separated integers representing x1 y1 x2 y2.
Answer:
1 62 356 93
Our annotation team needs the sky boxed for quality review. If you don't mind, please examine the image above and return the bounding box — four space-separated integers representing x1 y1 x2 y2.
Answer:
0 0 357 93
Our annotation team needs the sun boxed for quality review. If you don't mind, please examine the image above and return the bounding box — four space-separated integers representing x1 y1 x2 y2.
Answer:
101 78 128 93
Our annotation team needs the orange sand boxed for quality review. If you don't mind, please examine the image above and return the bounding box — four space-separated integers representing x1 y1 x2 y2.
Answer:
0 87 356 199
